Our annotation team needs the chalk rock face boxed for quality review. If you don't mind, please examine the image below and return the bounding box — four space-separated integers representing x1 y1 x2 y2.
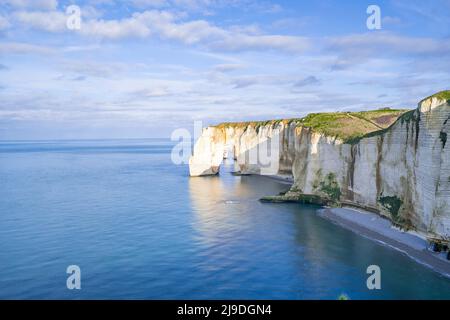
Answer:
188 127 225 176
349 98 450 238
189 93 450 239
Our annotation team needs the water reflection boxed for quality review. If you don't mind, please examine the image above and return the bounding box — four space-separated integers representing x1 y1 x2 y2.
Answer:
2 140 449 299
187 164 450 299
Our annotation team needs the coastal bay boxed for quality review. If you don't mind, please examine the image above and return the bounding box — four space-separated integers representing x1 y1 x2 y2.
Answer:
1 139 449 299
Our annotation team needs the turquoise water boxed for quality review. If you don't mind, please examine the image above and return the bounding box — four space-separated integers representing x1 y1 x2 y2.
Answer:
0 139 449 299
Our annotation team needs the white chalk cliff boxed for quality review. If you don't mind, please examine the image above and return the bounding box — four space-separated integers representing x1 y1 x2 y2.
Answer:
189 92 450 241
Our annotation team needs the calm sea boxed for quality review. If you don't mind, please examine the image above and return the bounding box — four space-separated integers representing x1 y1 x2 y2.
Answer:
0 139 449 299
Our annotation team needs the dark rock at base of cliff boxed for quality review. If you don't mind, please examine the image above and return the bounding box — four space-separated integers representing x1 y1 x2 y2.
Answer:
259 192 333 206
230 171 252 176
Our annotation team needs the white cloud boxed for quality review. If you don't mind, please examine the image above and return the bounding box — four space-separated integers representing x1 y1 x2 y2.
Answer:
10 9 310 53
382 16 402 25
130 0 169 8
171 0 212 11
12 9 152 37
2 0 58 10
58 60 127 78
0 15 11 30
210 34 309 53
129 0 214 12
61 44 102 52
13 10 66 32
10 9 442 58
1 1 449 140
142 11 310 53
81 13 152 38
212 64 245 73
0 41 54 54
98 0 281 16
131 86 172 97
79 5 104 19
329 32 450 57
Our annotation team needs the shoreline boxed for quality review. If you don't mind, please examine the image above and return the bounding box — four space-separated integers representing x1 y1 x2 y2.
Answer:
240 172 450 278
318 207 450 279
257 173 294 185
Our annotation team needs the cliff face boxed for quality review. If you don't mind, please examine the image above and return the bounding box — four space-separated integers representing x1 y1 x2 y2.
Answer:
189 93 450 240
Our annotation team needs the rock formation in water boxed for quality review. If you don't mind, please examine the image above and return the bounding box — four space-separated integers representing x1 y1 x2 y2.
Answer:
189 91 450 241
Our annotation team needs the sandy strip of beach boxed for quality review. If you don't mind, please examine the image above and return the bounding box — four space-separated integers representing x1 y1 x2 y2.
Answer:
318 207 450 278
253 173 450 277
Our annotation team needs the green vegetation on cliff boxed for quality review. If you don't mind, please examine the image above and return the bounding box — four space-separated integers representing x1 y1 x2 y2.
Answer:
298 108 407 143
214 108 408 144
378 195 403 218
312 170 342 203
213 90 449 144
319 172 342 202
419 90 450 104
215 119 294 130
377 195 413 230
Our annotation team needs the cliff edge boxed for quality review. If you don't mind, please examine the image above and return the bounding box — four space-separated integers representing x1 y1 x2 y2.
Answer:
189 90 450 241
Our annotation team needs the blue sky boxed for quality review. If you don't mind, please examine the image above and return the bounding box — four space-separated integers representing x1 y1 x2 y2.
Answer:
0 0 449 139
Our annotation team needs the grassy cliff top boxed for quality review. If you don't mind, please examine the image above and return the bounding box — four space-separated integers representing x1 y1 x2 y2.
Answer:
213 91 449 143
298 108 408 143
215 119 295 129
419 90 450 103
214 108 408 143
